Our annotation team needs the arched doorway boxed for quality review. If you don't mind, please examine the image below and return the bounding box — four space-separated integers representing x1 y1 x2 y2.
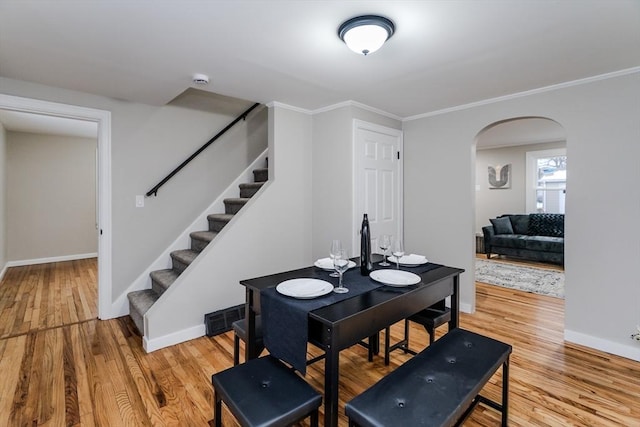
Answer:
473 116 566 301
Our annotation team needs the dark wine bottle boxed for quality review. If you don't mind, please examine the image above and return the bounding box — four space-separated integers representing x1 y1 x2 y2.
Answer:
360 213 373 275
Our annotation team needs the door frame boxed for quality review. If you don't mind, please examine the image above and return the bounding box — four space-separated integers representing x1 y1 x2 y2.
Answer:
0 94 112 319
352 119 404 255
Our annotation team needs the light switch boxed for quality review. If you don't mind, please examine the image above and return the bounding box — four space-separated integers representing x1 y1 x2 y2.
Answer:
136 195 144 208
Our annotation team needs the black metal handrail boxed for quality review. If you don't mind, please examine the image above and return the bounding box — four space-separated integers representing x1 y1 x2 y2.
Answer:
146 102 261 197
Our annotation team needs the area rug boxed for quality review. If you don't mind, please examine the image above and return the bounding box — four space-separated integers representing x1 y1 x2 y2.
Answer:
475 259 564 298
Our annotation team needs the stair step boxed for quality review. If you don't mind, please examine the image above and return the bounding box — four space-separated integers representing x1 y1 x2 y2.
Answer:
253 168 268 183
170 249 199 273
190 230 217 252
207 213 234 232
150 268 179 295
127 289 159 334
239 182 265 198
224 197 250 214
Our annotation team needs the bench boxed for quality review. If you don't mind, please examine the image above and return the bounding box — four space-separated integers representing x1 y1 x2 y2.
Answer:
345 328 512 427
211 355 322 427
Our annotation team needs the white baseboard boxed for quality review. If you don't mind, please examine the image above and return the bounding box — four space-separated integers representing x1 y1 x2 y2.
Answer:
0 264 8 282
143 324 206 352
6 253 98 267
564 329 640 362
459 302 474 314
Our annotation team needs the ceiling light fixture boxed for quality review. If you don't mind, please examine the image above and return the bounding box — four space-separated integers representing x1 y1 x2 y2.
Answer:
338 15 395 56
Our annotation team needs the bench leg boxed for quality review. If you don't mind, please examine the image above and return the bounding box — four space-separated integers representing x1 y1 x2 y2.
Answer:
403 320 410 353
214 390 222 427
310 409 319 427
502 357 510 426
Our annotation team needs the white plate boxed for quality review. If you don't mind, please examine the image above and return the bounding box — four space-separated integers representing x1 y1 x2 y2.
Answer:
370 270 421 287
276 278 334 299
387 254 428 266
314 258 357 271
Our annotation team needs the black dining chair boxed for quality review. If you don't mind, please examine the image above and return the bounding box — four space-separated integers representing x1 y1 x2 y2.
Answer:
232 316 265 365
384 300 451 365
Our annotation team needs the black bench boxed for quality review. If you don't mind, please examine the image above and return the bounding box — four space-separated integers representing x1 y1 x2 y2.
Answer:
345 328 512 427
211 355 322 427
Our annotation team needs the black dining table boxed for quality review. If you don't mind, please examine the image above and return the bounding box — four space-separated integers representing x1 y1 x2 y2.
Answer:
239 256 464 427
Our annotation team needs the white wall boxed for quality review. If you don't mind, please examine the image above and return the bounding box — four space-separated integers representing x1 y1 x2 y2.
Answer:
0 77 267 311
0 123 6 274
311 104 401 260
145 105 313 342
475 141 565 233
6 132 97 261
404 71 640 361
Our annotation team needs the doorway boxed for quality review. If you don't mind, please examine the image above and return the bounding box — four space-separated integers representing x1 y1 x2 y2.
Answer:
473 116 566 303
0 94 112 319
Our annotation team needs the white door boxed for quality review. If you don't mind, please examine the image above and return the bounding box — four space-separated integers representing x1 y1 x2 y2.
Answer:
353 120 403 256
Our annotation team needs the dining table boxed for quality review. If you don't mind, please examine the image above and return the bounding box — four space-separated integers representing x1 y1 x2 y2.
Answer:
239 255 464 427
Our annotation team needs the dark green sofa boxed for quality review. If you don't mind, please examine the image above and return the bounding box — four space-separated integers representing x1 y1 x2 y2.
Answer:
482 213 564 265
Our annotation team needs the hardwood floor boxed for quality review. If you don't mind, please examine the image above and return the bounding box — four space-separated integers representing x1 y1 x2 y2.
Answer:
0 259 97 340
0 259 638 426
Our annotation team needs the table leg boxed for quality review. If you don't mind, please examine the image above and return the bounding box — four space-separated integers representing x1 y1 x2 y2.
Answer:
324 335 340 427
245 289 258 360
450 274 460 330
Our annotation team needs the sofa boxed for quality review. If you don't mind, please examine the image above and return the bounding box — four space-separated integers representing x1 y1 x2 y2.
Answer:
482 213 564 265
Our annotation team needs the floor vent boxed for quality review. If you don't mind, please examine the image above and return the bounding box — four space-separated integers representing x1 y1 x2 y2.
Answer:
205 304 245 337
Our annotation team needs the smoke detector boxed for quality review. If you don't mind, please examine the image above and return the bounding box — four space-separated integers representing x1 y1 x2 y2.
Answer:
192 73 210 85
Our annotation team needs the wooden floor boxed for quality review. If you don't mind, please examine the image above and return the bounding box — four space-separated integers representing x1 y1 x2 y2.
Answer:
0 258 639 426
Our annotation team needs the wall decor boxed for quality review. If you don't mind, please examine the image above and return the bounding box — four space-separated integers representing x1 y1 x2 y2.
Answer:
488 164 511 189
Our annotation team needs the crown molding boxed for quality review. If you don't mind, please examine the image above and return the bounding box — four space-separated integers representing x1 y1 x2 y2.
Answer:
266 99 402 121
267 66 640 123
312 100 402 121
266 101 312 115
403 66 640 122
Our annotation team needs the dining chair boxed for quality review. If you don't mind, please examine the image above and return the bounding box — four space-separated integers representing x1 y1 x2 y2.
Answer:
384 300 451 365
232 317 265 365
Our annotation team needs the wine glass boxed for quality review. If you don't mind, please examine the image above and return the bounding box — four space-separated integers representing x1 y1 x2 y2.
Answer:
333 249 349 293
329 240 342 277
392 238 404 270
379 234 391 266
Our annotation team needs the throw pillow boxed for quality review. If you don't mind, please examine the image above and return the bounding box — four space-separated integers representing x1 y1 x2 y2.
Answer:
490 217 514 235
529 213 564 237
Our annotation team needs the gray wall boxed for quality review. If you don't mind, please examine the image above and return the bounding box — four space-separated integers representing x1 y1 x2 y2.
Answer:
6 132 97 261
404 71 640 360
475 141 566 233
0 123 6 271
0 77 267 309
147 105 313 340
311 104 401 259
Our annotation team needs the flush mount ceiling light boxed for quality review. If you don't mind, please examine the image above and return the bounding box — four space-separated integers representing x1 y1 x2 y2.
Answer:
338 15 395 56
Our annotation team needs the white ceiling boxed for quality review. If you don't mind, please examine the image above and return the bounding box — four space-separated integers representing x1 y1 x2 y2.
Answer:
1 0 638 120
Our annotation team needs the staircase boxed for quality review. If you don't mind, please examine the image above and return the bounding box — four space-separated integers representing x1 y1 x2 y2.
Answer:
127 164 268 335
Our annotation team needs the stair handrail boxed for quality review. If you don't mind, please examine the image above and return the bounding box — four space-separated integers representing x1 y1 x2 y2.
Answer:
146 102 261 197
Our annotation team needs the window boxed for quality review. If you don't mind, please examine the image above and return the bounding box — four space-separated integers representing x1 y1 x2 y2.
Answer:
526 148 566 213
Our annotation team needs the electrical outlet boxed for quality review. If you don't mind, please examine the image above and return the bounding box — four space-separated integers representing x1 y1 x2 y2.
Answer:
136 195 144 208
